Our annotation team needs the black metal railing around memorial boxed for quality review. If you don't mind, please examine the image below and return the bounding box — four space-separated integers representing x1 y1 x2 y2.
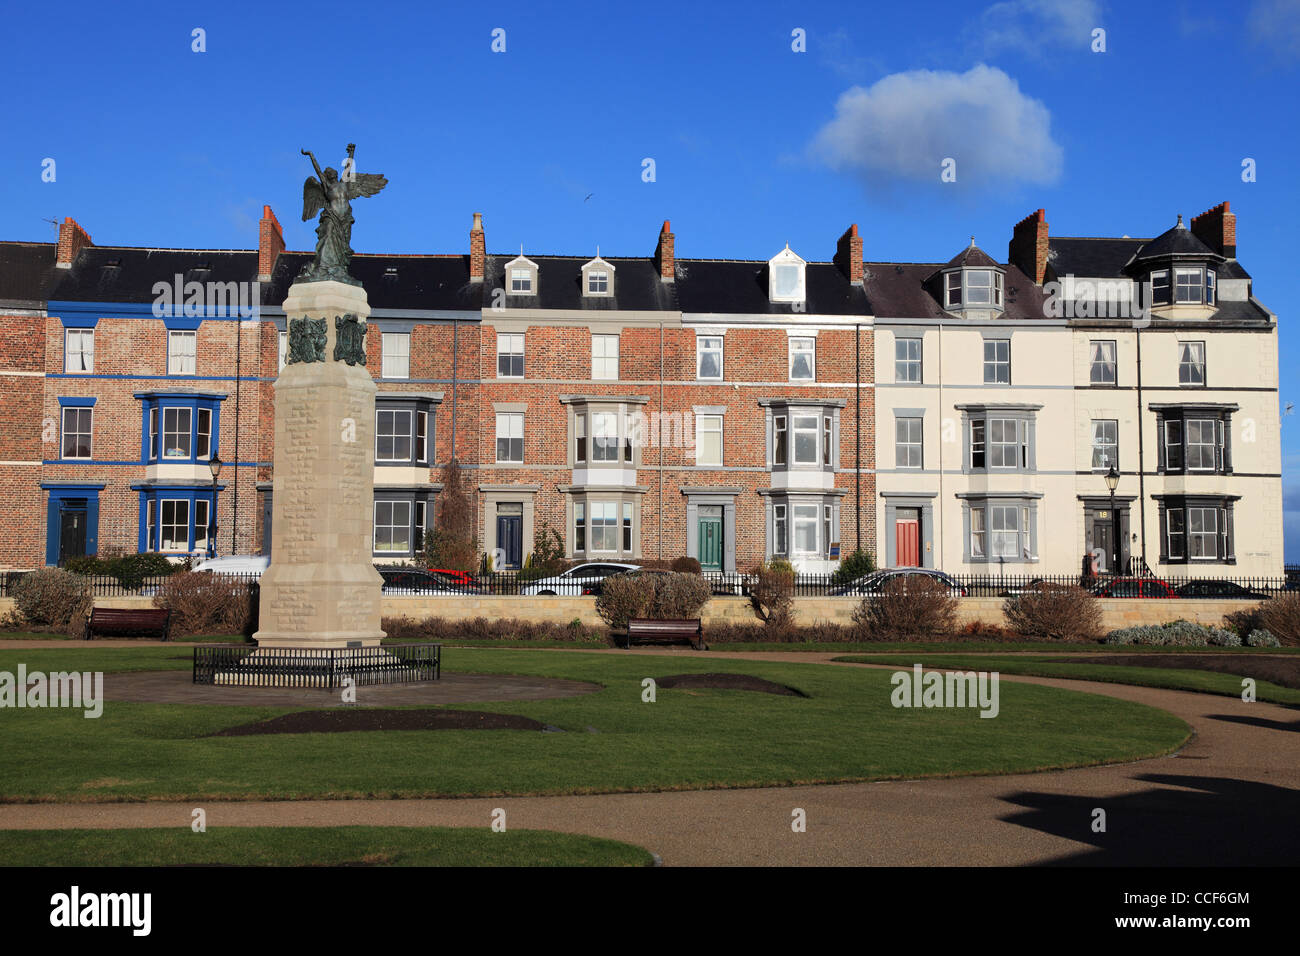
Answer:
4 566 1297 601
193 642 441 687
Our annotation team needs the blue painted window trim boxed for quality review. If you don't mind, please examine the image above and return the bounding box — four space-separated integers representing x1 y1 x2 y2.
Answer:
132 484 224 554
135 392 225 464
41 483 105 565
57 396 97 407
59 315 100 329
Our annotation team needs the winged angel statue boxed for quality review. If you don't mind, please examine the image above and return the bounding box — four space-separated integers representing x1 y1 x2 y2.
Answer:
299 144 388 284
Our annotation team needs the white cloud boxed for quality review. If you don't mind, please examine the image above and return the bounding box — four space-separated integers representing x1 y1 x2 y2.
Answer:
809 65 1063 189
1248 0 1300 62
972 0 1101 57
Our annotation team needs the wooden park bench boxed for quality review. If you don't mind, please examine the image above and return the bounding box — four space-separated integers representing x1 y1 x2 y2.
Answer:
625 618 706 650
86 607 172 642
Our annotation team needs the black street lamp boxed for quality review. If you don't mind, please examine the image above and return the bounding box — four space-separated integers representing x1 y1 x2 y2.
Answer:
208 456 222 559
1104 464 1120 575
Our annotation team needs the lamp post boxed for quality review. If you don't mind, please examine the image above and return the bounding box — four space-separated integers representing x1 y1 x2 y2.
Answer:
208 456 222 559
1105 464 1120 575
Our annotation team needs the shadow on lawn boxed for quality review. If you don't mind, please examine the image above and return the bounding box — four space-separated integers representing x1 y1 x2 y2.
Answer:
1000 775 1300 865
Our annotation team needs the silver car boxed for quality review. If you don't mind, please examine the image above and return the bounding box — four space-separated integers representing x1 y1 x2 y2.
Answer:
520 562 641 596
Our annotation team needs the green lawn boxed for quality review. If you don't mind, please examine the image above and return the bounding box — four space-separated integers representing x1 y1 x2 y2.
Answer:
0 826 653 866
0 646 1190 802
835 654 1300 705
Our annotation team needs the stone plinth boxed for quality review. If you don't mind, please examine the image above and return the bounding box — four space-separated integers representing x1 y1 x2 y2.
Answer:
252 280 385 649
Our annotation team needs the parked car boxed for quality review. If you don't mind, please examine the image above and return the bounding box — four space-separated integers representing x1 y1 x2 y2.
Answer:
1174 579 1271 601
378 567 473 595
520 562 641 596
1091 576 1176 599
192 555 269 578
426 568 482 592
831 567 967 598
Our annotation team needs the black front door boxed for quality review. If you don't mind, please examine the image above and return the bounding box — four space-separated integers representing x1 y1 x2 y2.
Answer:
59 502 87 564
496 515 522 570
1092 518 1114 572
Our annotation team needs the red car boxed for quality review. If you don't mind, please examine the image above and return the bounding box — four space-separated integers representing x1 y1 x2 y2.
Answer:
1092 577 1176 599
427 568 479 590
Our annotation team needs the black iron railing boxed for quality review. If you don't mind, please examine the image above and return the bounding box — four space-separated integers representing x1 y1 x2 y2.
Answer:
193 642 441 687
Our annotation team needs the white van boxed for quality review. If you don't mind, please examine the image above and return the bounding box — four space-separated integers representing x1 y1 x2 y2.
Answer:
192 555 269 578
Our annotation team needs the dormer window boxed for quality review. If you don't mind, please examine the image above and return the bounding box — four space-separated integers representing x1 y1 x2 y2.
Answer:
768 246 806 304
504 253 538 295
1147 266 1216 307
581 254 615 297
945 269 1002 309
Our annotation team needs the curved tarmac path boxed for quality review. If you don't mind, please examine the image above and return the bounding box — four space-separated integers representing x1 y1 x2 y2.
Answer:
1 647 1296 865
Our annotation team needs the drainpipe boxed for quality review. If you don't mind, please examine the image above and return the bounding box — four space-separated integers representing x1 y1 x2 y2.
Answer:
1135 325 1147 570
658 320 664 560
855 323 861 551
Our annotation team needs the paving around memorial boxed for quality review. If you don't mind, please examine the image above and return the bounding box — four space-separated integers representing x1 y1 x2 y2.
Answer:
2 639 1298 866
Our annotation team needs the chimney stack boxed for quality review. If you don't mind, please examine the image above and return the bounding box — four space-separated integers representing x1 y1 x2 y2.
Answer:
654 220 675 281
470 212 486 282
258 205 285 281
835 223 864 284
1008 208 1049 285
56 217 92 268
1190 201 1236 258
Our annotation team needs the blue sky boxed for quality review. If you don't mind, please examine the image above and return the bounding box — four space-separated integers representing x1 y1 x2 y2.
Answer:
3 0 1297 559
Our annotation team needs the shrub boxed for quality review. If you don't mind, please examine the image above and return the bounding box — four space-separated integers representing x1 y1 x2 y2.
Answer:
670 556 702 574
1246 629 1280 648
11 568 93 631
1103 619 1239 647
831 549 876 586
853 575 958 639
152 572 257 636
60 553 178 591
1224 606 1266 639
595 571 711 629
380 615 607 644
1002 584 1103 642
423 459 477 573
749 560 795 627
1259 592 1300 646
525 521 568 577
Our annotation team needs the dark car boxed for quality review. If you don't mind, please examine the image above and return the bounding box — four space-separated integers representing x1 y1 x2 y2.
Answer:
832 567 968 598
1175 579 1271 601
1091 576 1176 599
378 567 471 595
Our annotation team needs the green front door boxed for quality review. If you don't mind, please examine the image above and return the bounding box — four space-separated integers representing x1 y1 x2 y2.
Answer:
698 510 723 571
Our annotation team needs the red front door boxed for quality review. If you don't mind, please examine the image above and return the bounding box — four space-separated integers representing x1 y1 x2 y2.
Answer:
896 514 920 567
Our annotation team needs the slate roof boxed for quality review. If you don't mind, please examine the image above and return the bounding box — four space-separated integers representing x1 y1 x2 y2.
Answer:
1131 217 1220 261
482 255 676 313
0 242 58 308
864 261 1050 321
46 247 257 304
1047 238 1147 278
673 260 866 315
263 252 479 312
943 244 1001 269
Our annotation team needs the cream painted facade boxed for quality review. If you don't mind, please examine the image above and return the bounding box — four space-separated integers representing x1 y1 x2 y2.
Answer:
874 268 1282 577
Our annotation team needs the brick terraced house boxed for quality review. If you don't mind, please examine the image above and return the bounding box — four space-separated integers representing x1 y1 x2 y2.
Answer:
0 202 1281 577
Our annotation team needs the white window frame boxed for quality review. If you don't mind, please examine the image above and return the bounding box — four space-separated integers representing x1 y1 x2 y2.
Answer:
373 500 412 554
162 406 193 459
497 333 524 379
159 498 190 552
1166 508 1186 559
168 330 196 376
510 268 533 294
196 407 212 462
591 411 619 463
983 339 1011 384
376 409 413 462
495 412 524 463
381 332 410 380
592 334 619 381
895 337 921 383
194 499 210 554
895 417 922 469
587 270 609 295
697 335 723 380
1187 507 1217 559
1089 340 1116 385
590 501 619 552
990 504 1021 559
695 414 723 467
791 412 820 465
945 271 962 308
970 506 986 558
1174 267 1203 304
788 337 815 381
1090 419 1118 471
65 328 94 374
773 504 788 556
987 418 1024 469
1150 270 1171 305
61 406 93 460
1178 341 1205 386
1184 418 1216 472
792 502 820 555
